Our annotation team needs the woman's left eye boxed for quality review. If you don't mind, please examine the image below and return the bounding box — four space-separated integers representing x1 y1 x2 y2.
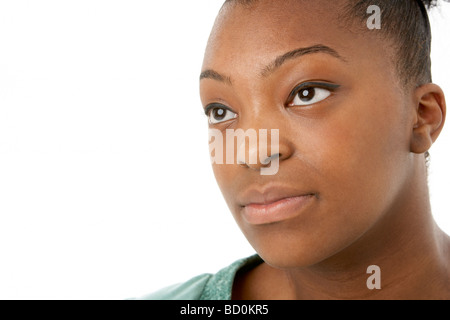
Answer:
288 83 339 107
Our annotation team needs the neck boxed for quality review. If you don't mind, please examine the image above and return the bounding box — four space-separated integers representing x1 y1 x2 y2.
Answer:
284 225 448 300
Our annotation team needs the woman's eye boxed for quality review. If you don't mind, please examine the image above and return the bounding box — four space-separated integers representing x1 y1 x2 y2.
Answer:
290 87 332 106
288 81 341 107
205 105 237 124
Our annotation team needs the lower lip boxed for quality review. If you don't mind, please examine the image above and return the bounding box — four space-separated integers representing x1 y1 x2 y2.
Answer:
242 195 315 225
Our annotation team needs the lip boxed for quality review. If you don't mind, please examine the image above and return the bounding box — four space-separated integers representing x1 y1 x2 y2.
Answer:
239 184 316 225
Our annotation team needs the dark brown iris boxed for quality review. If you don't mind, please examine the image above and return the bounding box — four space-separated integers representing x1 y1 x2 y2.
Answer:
213 108 226 121
299 88 315 102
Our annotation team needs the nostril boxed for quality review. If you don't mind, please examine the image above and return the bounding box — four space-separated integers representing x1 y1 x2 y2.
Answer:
237 160 249 168
262 153 281 165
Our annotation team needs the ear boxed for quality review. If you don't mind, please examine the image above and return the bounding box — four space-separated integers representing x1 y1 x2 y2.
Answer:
410 83 446 154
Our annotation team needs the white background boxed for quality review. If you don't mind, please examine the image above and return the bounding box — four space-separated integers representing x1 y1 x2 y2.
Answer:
0 1 449 300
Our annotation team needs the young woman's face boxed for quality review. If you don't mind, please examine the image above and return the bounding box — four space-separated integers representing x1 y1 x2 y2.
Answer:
200 0 418 268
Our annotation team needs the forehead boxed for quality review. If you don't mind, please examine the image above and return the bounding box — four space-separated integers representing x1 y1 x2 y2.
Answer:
202 0 393 80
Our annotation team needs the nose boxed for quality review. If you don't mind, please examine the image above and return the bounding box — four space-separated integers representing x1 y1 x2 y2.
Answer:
236 129 292 174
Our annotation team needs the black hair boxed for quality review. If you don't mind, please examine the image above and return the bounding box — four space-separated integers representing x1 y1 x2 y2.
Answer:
343 0 441 88
222 0 446 88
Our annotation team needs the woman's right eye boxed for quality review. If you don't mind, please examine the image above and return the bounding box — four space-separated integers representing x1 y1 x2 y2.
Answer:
204 104 237 124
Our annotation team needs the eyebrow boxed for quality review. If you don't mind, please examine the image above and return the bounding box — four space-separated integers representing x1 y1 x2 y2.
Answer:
200 44 346 84
199 69 233 85
262 44 346 76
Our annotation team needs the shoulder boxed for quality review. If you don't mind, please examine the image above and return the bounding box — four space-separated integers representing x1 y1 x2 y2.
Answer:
132 273 213 300
130 254 263 300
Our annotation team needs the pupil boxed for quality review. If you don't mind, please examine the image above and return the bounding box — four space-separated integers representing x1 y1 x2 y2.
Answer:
214 108 225 120
300 88 315 102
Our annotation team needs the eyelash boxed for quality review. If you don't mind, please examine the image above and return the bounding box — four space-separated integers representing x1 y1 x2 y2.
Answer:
204 103 237 124
204 103 231 116
286 81 340 106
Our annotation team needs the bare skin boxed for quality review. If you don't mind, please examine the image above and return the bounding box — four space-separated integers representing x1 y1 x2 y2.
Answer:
199 0 449 299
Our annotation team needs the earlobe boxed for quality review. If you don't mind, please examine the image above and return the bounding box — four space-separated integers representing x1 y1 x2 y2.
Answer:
410 83 446 154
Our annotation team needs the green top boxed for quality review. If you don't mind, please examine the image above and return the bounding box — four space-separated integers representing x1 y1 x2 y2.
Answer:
133 255 263 300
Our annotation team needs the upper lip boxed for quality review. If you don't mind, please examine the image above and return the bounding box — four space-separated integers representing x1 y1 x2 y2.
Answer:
239 183 315 207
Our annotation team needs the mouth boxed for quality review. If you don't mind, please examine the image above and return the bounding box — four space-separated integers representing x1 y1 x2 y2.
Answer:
239 185 317 225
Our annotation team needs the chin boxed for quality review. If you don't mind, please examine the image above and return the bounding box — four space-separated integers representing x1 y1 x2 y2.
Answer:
257 245 338 270
242 221 366 270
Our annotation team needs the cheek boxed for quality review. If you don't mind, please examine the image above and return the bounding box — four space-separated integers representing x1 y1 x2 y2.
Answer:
209 129 238 202
284 95 410 250
211 163 241 210
303 90 409 196
212 163 231 191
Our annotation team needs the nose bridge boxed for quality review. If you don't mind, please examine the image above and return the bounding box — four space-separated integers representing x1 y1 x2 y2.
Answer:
239 88 283 132
236 101 292 171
